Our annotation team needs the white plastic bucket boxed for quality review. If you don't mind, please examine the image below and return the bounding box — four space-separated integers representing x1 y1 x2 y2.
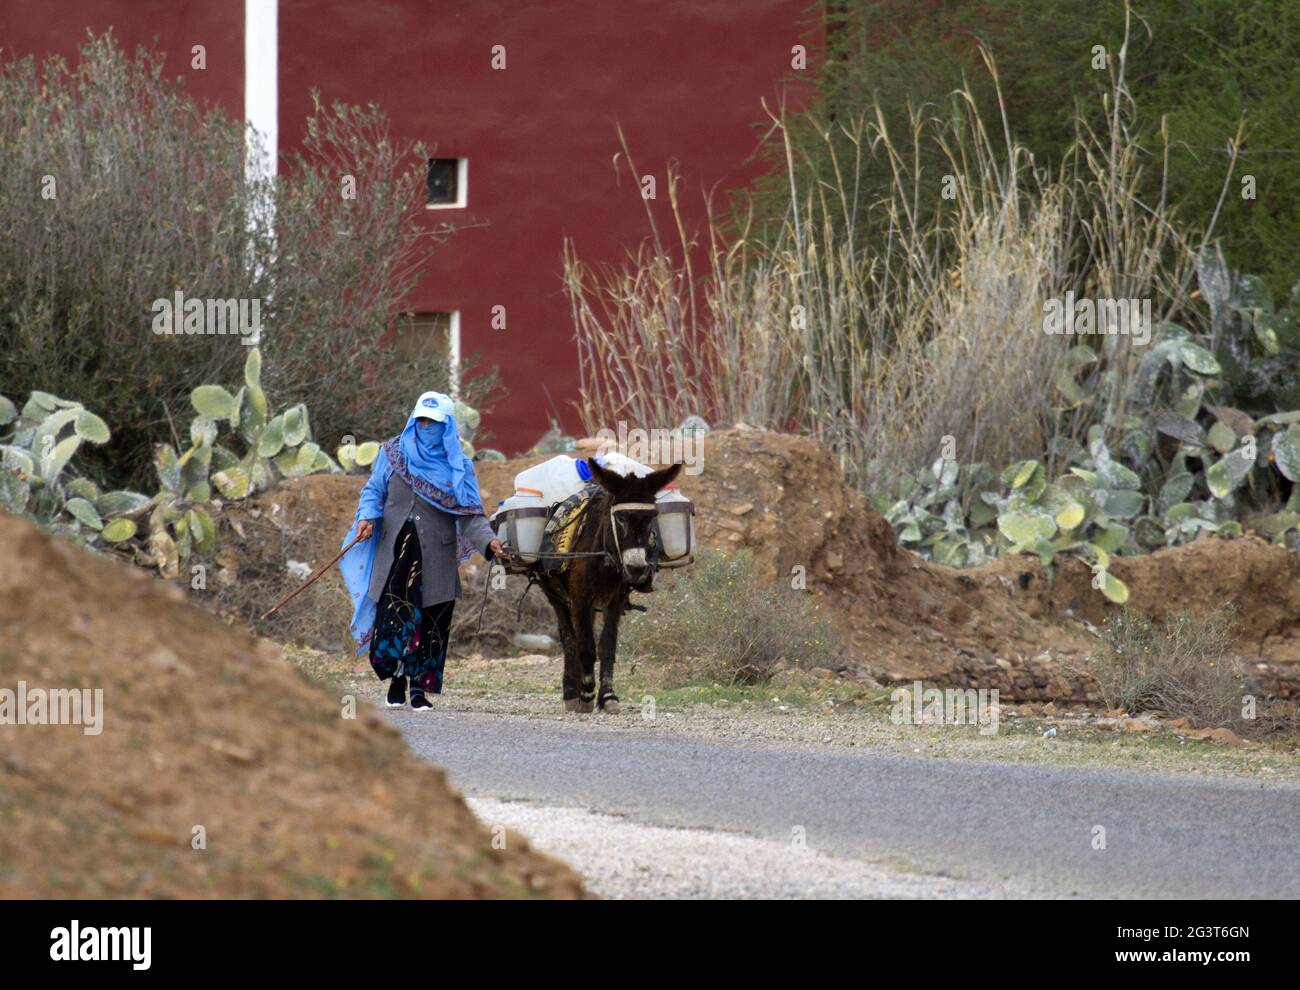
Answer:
655 486 695 567
503 487 548 564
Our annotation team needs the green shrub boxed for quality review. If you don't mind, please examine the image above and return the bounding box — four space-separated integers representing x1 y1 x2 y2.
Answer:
771 0 1299 297
0 33 493 489
619 550 840 685
1087 607 1247 728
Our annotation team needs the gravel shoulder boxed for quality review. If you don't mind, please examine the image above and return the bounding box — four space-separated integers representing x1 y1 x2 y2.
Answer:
289 649 1300 783
467 797 1022 899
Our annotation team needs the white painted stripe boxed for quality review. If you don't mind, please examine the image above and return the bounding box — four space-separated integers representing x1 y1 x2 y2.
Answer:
448 310 462 397
244 0 278 183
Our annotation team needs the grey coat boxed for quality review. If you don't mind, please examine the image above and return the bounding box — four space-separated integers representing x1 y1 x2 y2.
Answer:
366 473 496 606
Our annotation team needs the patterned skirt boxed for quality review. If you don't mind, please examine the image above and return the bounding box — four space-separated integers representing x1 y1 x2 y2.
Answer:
368 520 455 694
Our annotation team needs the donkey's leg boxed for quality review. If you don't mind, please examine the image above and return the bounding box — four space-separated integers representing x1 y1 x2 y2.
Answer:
597 598 625 713
542 585 581 711
574 604 598 714
559 617 583 713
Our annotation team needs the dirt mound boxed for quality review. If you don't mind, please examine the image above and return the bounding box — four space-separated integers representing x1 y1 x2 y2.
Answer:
0 510 585 898
981 536 1300 699
218 428 1300 702
654 428 1299 700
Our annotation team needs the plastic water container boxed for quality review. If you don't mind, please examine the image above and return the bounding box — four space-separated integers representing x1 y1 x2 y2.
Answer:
514 455 588 507
655 486 695 567
501 487 548 563
595 451 652 478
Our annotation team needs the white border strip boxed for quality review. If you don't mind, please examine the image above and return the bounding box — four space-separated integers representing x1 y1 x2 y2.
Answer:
448 310 461 397
244 0 278 184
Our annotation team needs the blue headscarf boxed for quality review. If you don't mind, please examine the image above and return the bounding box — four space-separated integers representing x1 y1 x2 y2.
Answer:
394 392 482 511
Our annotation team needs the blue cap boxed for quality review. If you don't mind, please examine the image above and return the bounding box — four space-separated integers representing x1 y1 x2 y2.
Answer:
575 458 591 481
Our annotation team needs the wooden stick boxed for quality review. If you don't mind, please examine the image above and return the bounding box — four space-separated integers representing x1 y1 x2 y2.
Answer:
260 532 365 621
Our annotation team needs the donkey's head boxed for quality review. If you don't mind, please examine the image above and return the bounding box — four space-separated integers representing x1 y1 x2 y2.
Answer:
586 458 683 587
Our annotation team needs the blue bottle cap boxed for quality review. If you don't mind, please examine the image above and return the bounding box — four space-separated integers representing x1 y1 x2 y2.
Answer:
575 458 591 481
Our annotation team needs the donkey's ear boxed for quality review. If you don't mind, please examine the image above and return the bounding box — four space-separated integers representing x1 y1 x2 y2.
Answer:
644 462 682 492
585 457 623 493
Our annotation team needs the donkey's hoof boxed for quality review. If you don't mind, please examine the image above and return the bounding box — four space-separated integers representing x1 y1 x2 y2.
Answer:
564 698 582 712
577 698 595 714
599 699 620 714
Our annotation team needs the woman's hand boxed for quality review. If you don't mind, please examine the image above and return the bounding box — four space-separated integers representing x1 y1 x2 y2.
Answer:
488 538 507 560
356 519 376 541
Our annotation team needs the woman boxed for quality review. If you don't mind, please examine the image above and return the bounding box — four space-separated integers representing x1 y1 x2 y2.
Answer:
339 391 505 710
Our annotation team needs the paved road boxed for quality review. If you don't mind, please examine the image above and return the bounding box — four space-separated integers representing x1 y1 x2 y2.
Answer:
395 710 1300 898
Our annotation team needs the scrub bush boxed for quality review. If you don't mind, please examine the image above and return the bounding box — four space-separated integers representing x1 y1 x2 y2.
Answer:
1088 607 1247 728
619 549 840 685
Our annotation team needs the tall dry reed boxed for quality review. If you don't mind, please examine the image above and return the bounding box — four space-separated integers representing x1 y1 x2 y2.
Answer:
566 14 1216 493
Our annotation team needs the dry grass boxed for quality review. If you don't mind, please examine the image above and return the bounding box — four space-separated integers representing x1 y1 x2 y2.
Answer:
619 549 840 686
1086 607 1258 732
449 563 558 657
565 13 1219 491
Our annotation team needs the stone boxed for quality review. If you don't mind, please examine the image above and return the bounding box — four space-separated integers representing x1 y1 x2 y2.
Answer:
208 738 258 765
143 647 193 676
1187 727 1248 746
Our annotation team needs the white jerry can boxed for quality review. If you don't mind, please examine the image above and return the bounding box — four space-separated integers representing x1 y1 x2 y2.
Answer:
654 486 695 567
514 454 587 507
502 487 548 564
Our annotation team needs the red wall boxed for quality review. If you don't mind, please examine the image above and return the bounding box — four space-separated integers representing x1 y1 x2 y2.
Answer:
4 0 820 453
280 0 818 452
0 0 242 115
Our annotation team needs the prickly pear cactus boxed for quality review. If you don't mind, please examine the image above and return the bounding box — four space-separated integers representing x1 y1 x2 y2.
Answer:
0 390 148 550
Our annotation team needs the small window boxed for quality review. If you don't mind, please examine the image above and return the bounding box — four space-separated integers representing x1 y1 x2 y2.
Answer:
426 157 467 209
393 311 460 392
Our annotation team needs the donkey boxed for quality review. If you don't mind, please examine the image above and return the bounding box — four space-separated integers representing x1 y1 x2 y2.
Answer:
536 457 682 713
